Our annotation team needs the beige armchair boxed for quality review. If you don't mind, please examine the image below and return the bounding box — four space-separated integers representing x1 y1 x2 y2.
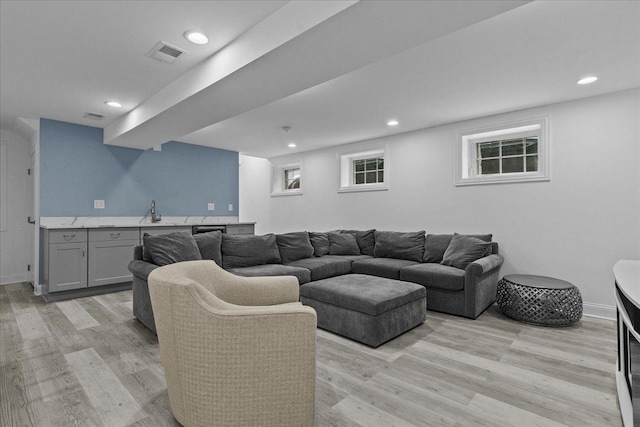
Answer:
148 260 317 427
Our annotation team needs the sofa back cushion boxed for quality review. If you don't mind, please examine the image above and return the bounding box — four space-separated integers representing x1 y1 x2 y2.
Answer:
193 230 223 266
327 232 361 255
335 229 376 256
143 231 202 266
276 232 314 263
309 232 330 257
222 234 281 269
423 234 454 263
424 233 493 262
373 231 425 262
441 234 492 269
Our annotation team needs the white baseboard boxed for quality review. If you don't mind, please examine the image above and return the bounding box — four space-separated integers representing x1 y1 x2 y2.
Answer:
583 302 616 320
0 273 30 286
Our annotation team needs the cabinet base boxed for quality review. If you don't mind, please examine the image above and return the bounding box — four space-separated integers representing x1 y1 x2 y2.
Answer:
41 282 132 303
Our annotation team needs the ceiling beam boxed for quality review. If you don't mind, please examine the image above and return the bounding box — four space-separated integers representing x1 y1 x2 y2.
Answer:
104 0 529 151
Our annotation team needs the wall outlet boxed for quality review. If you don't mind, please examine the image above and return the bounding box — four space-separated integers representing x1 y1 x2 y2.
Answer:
228 204 233 211
207 203 215 211
94 200 105 209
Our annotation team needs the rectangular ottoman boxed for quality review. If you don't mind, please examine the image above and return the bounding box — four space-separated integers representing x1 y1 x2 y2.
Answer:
299 274 426 347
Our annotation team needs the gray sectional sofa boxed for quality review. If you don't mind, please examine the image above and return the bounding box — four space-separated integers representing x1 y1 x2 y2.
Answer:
129 229 504 336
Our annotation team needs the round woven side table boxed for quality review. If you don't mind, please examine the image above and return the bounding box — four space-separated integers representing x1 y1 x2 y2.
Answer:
496 274 583 326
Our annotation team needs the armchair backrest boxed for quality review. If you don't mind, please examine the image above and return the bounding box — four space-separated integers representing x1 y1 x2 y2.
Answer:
148 260 316 427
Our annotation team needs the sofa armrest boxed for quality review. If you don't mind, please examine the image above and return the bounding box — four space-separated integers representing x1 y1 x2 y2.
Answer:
128 259 159 280
466 254 504 276
463 254 504 318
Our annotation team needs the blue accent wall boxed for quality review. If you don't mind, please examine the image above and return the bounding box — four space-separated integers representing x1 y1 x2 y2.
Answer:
40 119 239 217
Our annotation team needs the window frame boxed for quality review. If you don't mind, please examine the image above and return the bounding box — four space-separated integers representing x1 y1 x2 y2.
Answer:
270 157 302 197
338 144 389 193
456 118 549 186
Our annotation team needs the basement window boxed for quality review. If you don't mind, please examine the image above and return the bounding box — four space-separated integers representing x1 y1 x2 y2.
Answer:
456 118 549 186
338 145 389 193
271 158 302 197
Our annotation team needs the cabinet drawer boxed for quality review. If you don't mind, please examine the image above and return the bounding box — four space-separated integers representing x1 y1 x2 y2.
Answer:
89 228 139 242
226 224 255 235
49 229 87 244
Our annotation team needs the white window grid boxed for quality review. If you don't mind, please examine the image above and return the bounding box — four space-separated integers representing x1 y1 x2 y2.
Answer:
476 137 539 176
352 156 384 185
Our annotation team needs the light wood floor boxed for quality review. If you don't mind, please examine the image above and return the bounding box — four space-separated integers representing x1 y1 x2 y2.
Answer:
1 282 621 427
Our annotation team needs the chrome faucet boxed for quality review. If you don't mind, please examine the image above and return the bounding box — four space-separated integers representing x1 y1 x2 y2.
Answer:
151 200 161 223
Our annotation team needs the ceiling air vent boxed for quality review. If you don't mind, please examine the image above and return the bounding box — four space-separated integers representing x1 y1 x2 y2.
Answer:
84 112 104 120
146 41 186 64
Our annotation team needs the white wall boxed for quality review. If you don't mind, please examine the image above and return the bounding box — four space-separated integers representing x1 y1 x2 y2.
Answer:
240 90 640 317
0 128 33 285
239 154 272 235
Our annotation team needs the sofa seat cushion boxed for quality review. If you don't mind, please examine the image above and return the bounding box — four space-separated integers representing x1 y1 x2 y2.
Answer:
399 263 466 291
299 274 425 316
227 264 311 285
351 257 419 280
285 257 352 281
323 254 373 263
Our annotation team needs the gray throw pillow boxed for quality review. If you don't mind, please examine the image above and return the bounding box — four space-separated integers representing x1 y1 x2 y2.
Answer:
327 232 361 255
337 229 376 255
193 230 223 266
276 232 314 263
424 233 493 262
222 234 281 269
143 231 202 266
423 234 454 263
309 232 330 257
441 234 492 270
373 230 425 262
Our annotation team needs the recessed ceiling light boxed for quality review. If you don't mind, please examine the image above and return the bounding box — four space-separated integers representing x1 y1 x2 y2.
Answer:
288 143 297 148
105 101 122 108
387 120 399 126
184 30 209 45
577 76 598 85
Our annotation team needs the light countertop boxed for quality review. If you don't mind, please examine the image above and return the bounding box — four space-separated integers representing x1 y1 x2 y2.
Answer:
39 216 253 229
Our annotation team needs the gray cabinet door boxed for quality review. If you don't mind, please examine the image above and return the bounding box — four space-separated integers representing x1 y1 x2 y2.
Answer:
49 242 87 292
88 239 139 287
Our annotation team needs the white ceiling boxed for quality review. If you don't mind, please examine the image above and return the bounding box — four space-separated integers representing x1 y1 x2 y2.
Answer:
1 1 638 159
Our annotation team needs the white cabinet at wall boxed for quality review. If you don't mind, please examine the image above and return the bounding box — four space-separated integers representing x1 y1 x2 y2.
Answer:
88 228 139 287
44 229 88 293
